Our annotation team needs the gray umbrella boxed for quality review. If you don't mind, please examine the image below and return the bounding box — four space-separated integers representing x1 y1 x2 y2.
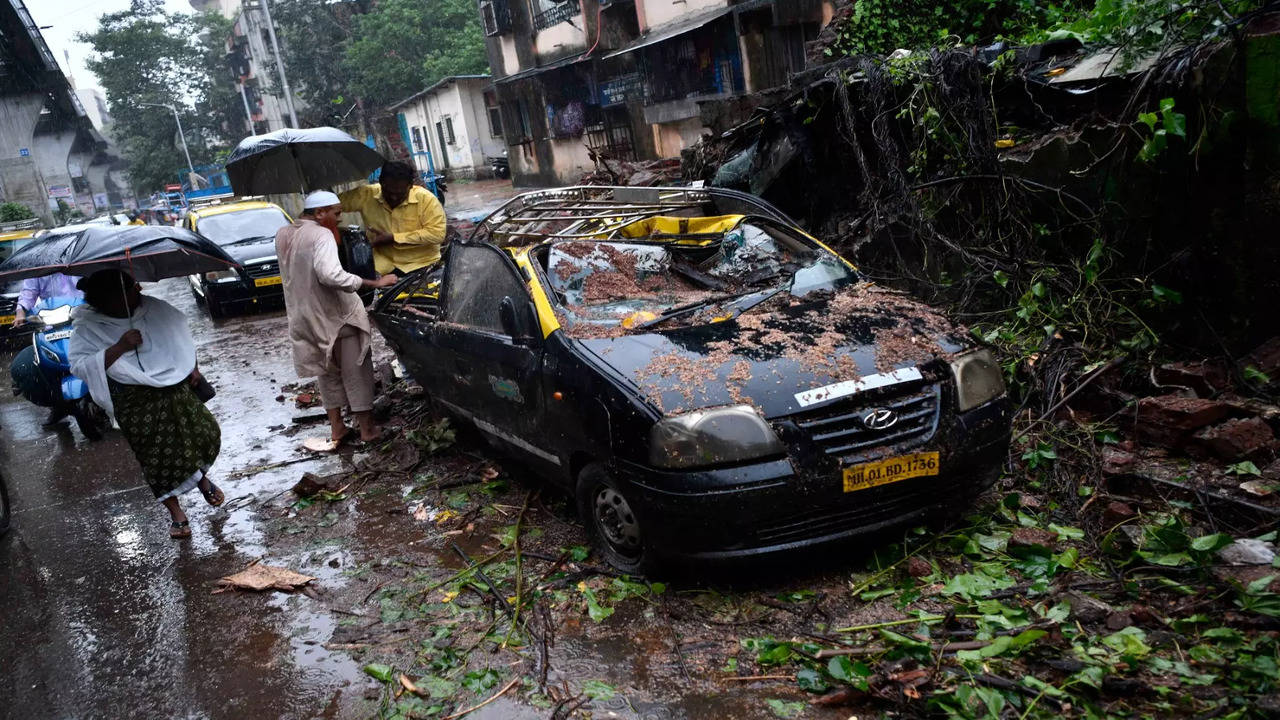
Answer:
225 126 385 195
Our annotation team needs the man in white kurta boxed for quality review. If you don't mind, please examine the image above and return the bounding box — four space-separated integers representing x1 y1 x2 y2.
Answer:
276 191 398 447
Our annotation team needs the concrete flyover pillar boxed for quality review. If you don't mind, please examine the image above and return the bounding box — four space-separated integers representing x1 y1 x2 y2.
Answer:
0 92 52 224
31 127 78 221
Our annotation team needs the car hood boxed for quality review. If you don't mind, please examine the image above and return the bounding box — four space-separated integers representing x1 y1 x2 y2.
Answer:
218 238 277 264
573 286 968 419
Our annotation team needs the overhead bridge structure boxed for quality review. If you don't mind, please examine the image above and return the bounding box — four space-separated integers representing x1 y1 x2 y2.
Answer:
0 0 127 224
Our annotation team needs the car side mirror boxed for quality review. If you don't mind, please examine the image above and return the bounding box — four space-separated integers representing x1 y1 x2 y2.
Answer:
499 296 536 346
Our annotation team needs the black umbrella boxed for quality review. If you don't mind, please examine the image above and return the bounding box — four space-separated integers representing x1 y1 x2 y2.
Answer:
225 126 385 195
0 225 239 283
0 225 240 370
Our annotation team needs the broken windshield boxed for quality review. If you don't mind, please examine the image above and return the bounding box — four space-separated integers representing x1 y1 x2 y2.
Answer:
543 220 856 329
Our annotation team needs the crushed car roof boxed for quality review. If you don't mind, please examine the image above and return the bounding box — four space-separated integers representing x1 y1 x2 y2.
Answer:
470 186 802 249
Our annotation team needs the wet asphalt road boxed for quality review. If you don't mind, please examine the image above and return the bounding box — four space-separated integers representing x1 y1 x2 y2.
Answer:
0 279 367 719
0 183 528 720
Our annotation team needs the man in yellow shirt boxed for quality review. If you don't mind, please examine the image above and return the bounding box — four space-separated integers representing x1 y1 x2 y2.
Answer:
338 161 446 275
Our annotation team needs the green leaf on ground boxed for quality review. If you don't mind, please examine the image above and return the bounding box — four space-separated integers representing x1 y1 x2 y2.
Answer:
363 663 394 683
462 668 500 694
765 698 805 718
581 679 616 700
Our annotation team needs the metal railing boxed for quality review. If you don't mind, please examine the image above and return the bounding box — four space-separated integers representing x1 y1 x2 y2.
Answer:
532 1 578 31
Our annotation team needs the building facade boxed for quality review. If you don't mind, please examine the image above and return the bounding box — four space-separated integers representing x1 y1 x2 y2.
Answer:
389 76 507 181
191 0 300 134
479 0 837 186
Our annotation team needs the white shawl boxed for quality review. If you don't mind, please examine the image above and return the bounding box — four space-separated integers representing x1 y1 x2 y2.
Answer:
68 296 197 418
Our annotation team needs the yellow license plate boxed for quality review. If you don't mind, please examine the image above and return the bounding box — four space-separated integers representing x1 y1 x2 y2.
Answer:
254 276 282 287
0 315 13 325
843 451 940 492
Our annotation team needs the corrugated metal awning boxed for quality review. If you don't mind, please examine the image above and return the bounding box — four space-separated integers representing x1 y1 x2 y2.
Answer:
600 5 736 61
494 53 589 85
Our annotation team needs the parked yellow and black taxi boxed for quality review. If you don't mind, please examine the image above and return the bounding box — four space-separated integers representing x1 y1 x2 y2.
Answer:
372 187 1011 572
183 200 291 317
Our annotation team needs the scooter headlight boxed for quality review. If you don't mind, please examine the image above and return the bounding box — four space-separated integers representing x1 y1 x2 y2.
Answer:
649 405 785 469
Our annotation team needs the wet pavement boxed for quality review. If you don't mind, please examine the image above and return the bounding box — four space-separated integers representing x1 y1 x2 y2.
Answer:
0 279 367 719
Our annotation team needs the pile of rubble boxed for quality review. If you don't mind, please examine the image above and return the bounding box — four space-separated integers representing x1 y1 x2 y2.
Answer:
1092 338 1280 506
580 156 682 186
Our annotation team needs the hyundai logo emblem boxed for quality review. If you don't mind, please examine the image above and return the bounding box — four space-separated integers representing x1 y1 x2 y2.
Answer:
862 408 899 430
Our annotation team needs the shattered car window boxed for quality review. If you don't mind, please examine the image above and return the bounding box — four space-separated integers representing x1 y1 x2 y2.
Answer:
544 221 856 328
444 244 527 334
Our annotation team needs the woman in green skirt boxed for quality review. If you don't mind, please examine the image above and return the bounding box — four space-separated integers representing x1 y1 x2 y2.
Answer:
68 270 223 539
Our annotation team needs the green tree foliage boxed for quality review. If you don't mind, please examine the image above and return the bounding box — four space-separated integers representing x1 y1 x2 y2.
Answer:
830 1 1088 56
79 0 240 193
0 202 35 223
343 0 489 106
269 0 370 127
830 1 1266 58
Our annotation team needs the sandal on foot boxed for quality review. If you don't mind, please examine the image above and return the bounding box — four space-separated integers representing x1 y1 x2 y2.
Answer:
347 429 393 449
198 478 225 507
169 520 191 539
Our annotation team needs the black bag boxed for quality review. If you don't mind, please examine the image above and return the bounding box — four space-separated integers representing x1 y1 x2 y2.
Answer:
339 226 378 280
192 375 216 403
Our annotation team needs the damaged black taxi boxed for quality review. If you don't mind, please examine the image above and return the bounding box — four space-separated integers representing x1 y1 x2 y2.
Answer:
372 187 1010 571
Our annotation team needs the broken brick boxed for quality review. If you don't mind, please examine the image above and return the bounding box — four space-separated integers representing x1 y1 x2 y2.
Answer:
1009 527 1058 549
1129 605 1162 626
1153 360 1231 397
1101 446 1136 476
1101 500 1137 526
1192 417 1277 461
906 556 932 577
291 472 331 498
1135 395 1232 448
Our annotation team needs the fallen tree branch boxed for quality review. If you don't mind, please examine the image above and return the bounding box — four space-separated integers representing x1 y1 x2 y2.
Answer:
1012 355 1127 444
452 542 514 619
441 676 520 720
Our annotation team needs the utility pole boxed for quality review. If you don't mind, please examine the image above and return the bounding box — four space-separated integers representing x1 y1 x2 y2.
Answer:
258 0 300 127
139 102 196 181
238 83 256 134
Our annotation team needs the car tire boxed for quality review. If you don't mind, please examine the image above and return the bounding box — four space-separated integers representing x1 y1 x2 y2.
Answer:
206 293 226 319
576 463 651 574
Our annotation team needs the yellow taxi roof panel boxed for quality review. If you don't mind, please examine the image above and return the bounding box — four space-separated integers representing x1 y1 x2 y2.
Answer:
189 200 287 219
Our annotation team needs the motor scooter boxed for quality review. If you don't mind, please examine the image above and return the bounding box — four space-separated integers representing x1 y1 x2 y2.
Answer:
424 172 448 206
489 151 510 180
9 296 109 441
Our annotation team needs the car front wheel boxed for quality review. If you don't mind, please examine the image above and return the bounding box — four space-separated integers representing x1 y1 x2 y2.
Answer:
206 289 226 318
576 463 651 574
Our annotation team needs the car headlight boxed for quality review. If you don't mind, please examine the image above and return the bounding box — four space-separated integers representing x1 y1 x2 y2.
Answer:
950 348 1006 412
649 405 785 469
205 270 239 283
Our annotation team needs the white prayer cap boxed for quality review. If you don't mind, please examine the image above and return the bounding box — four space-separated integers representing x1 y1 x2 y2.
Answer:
303 190 341 210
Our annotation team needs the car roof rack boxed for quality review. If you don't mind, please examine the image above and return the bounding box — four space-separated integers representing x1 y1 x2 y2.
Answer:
470 185 799 247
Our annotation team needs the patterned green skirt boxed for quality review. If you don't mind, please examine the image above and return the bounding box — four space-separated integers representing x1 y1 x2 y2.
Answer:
109 380 222 500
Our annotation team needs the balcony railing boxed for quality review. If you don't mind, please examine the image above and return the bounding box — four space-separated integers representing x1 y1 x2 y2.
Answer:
532 2 578 31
